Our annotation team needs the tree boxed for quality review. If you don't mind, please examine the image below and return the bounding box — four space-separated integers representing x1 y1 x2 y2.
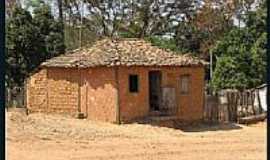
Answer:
244 0 266 38
6 5 66 90
56 0 65 47
145 36 180 53
82 0 198 38
32 4 65 59
6 7 39 88
210 3 266 91
209 0 266 91
6 0 21 17
211 56 248 91
211 28 266 91
174 0 237 57
175 22 202 54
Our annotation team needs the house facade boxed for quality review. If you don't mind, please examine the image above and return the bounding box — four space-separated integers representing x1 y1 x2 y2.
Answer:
27 38 206 123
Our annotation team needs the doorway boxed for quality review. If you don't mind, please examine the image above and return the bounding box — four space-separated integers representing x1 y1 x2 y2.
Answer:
149 71 162 111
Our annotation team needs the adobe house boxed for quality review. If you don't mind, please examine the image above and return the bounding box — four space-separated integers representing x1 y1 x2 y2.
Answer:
26 38 207 124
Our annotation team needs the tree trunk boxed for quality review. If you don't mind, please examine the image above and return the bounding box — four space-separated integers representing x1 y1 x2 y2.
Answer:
57 0 64 26
57 0 65 46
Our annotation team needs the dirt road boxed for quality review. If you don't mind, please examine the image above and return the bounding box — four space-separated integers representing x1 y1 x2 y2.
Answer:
7 111 266 160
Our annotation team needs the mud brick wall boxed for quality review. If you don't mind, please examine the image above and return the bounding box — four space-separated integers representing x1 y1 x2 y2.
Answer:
167 67 205 121
188 67 205 121
118 66 205 122
27 67 118 123
27 69 48 112
27 66 204 123
47 68 79 116
82 68 117 122
118 67 150 122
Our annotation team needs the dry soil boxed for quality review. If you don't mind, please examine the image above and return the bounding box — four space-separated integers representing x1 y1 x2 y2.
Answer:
6 110 266 160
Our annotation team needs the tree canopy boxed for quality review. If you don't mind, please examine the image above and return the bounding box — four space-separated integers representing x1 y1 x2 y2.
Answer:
5 0 267 92
6 5 65 89
210 0 266 91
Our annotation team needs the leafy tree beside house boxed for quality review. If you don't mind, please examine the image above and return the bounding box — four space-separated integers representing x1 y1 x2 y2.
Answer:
33 4 65 59
6 7 38 89
6 5 65 91
210 0 266 91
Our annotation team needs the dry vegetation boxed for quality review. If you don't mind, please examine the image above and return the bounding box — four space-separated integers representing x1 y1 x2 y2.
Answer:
7 110 266 160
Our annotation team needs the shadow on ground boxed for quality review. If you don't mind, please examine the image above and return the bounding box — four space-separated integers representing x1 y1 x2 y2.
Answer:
175 122 242 132
131 118 243 132
7 107 243 133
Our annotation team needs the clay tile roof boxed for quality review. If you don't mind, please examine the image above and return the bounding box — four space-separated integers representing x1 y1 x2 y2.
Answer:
41 38 207 68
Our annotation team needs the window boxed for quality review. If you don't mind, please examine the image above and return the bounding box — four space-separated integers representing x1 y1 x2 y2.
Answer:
180 75 190 94
129 75 139 93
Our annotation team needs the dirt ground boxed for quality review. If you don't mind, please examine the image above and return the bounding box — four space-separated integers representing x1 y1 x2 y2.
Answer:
6 110 266 160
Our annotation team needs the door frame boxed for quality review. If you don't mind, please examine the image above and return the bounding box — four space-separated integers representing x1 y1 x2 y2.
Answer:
148 70 162 111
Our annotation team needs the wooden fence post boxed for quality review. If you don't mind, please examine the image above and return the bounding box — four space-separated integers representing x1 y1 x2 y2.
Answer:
226 91 230 121
233 92 238 122
256 90 263 114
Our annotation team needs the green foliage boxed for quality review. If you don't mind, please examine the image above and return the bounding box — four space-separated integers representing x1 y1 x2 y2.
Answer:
33 4 65 58
211 56 249 91
6 5 65 89
64 24 97 51
24 0 45 9
175 22 202 54
249 32 267 85
145 36 182 53
210 1 266 91
245 0 266 38
6 7 39 88
118 31 135 38
5 0 266 94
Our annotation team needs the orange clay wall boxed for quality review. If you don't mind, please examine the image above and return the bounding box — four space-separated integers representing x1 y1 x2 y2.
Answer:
27 69 48 112
27 66 205 123
118 67 150 121
79 68 117 122
161 67 205 121
27 67 118 123
117 66 205 122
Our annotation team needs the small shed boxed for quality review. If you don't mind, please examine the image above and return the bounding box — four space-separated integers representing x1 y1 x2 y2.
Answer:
26 38 207 123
